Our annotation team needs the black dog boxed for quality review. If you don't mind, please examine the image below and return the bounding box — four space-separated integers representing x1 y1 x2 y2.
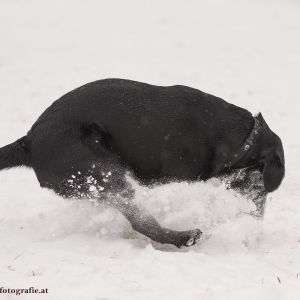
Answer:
0 79 285 247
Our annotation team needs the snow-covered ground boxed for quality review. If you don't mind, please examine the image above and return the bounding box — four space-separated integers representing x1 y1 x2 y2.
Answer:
0 0 299 299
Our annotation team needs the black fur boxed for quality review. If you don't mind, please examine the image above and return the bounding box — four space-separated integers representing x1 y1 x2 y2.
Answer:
0 137 31 170
0 79 285 247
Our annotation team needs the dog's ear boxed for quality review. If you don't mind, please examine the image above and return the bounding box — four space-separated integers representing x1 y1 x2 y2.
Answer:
262 149 285 193
256 112 269 130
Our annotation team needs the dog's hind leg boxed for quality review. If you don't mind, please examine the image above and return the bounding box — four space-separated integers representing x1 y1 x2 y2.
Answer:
60 162 202 248
110 190 202 248
38 123 202 247
70 162 202 248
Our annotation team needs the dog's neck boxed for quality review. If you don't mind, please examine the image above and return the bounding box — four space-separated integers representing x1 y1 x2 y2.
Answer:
224 115 262 169
224 113 265 170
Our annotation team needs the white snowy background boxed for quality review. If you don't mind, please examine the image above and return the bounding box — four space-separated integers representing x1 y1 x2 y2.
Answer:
0 0 299 299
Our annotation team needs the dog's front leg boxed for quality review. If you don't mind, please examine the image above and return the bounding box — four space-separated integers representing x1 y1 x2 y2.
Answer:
111 194 202 248
225 168 267 218
250 189 267 218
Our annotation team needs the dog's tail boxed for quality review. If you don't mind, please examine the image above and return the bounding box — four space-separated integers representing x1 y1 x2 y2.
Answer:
0 136 31 171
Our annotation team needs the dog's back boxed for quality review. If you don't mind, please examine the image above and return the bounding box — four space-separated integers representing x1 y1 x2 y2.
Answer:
24 79 252 182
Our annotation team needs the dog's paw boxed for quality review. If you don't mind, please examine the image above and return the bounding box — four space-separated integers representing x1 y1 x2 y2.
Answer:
184 229 202 247
174 228 202 248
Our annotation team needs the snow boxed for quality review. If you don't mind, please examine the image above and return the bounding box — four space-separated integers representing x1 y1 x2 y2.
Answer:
0 0 300 299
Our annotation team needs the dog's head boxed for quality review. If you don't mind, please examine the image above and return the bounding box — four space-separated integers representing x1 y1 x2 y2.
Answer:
257 113 285 193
